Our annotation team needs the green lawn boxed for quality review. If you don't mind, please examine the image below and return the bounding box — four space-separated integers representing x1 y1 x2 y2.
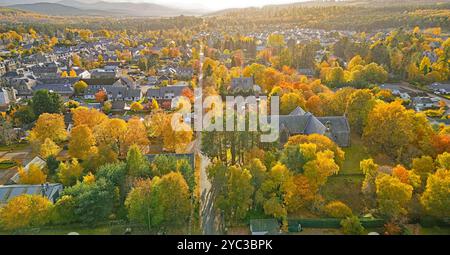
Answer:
322 175 365 214
0 225 112 235
419 226 450 235
340 135 370 175
0 143 29 152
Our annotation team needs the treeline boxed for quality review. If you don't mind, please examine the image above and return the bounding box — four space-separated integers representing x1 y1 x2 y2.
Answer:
208 4 450 32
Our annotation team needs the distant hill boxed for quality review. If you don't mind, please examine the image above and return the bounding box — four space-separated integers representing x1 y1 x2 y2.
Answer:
7 2 119 16
4 1 205 17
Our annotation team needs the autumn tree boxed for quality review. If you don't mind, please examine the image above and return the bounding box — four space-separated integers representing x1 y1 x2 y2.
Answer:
95 90 108 103
69 124 96 160
303 150 339 191
216 165 254 224
73 81 88 95
18 163 47 185
0 195 53 230
126 144 150 177
71 106 107 129
324 201 353 218
375 174 413 219
151 172 192 229
363 101 432 161
93 118 127 155
360 158 379 197
58 159 84 186
280 92 306 115
39 138 61 158
346 89 376 135
29 113 67 153
123 117 150 154
286 174 316 213
420 169 450 218
256 163 294 224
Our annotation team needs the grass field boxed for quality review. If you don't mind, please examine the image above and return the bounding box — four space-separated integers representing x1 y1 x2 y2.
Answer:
0 143 29 152
341 134 370 175
322 135 369 214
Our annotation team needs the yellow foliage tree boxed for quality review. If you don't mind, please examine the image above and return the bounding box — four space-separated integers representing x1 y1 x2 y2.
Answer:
39 138 61 158
130 102 144 112
29 113 67 146
0 195 53 230
71 106 107 129
69 124 96 160
18 163 47 185
123 117 150 154
57 159 84 186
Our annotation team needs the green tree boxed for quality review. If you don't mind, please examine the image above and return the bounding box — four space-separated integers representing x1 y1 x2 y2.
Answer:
61 178 115 225
31 90 63 116
216 165 254 224
126 144 150 177
341 216 365 235
125 179 154 230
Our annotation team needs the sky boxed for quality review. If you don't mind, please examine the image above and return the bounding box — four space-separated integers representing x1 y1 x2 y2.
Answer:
106 0 307 11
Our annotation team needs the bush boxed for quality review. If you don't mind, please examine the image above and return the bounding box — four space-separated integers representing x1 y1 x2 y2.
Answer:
324 201 353 218
341 216 365 235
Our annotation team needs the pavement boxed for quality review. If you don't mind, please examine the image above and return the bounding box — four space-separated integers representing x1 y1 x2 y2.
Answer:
194 45 220 235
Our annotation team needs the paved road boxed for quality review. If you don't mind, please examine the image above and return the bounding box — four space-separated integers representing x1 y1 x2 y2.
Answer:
398 82 450 114
194 44 220 235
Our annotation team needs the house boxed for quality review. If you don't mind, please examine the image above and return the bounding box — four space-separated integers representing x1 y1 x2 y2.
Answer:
31 65 60 79
379 84 411 100
412 96 439 111
0 87 16 109
104 86 142 101
275 107 351 147
6 76 36 99
176 67 194 80
429 82 450 95
229 77 263 94
0 183 63 205
9 156 47 184
249 219 280 235
230 77 254 92
147 83 188 100
33 83 74 98
91 66 118 79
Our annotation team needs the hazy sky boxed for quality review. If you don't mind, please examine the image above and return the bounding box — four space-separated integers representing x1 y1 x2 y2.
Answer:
106 0 306 10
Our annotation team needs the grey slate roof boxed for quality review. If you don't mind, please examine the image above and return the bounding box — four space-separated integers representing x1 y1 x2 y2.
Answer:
289 106 307 116
317 116 351 147
0 183 63 204
146 84 188 98
231 77 254 91
271 107 350 147
33 83 74 95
